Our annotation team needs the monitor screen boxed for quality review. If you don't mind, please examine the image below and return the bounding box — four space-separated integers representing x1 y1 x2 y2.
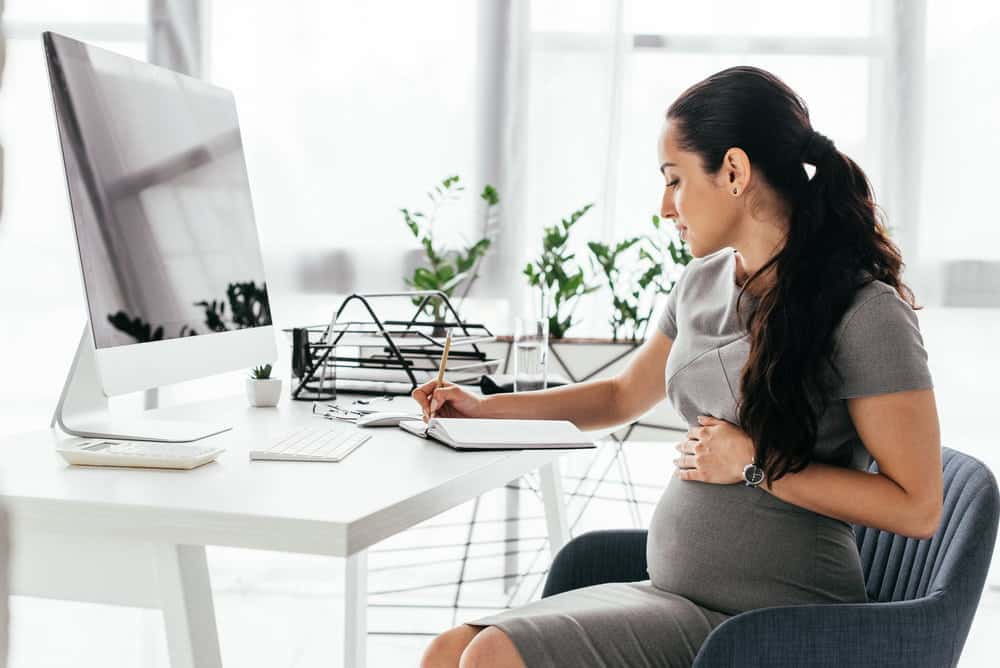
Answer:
45 32 272 350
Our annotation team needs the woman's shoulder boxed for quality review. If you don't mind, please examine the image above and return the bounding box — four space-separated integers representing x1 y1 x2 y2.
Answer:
828 278 932 398
842 278 911 320
674 247 733 293
832 278 920 350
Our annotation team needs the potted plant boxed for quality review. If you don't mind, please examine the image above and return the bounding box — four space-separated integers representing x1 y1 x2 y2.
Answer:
108 280 271 342
247 364 281 407
492 212 693 434
522 203 600 339
401 175 500 334
587 214 693 343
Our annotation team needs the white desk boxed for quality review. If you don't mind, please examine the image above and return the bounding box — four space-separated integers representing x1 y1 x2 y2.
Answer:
0 396 572 668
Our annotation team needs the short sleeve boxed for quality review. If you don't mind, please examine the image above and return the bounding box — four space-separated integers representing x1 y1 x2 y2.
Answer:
656 263 691 340
832 290 934 399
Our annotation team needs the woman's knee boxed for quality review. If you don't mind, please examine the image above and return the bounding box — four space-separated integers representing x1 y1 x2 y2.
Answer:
459 627 526 668
421 625 480 668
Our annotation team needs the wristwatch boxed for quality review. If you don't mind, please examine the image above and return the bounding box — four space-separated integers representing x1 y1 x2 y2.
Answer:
743 461 765 487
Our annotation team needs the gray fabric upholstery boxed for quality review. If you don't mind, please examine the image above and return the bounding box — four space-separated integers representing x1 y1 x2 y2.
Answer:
542 447 999 667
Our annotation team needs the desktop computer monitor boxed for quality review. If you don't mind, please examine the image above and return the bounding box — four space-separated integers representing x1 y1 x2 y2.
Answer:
44 31 277 441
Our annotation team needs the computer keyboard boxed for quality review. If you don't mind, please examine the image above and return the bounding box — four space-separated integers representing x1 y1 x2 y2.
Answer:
57 440 225 470
249 423 371 462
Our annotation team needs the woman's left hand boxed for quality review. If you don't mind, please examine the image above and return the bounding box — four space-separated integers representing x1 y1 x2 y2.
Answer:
673 415 756 484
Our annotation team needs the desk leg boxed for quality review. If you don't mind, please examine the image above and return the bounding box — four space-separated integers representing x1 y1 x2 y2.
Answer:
539 461 570 554
344 549 368 668
504 480 520 593
154 544 222 668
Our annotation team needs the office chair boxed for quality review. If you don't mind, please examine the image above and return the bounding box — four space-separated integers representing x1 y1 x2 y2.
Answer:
541 447 1000 667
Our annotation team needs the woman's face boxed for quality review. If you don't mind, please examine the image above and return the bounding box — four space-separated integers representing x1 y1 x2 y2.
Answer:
657 120 740 257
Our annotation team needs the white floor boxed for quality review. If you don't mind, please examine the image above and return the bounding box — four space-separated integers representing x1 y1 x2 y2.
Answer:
6 440 1000 667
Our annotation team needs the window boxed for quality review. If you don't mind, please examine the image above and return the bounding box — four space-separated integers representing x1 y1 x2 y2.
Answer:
207 0 480 263
919 0 1000 261
517 0 904 334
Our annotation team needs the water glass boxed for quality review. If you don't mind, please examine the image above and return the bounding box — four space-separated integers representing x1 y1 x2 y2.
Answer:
513 317 549 392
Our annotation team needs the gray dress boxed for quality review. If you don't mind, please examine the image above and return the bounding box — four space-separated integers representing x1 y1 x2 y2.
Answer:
469 247 934 667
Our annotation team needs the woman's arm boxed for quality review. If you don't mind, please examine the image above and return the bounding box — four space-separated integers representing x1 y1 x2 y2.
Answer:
761 388 943 540
415 331 674 429
478 331 675 431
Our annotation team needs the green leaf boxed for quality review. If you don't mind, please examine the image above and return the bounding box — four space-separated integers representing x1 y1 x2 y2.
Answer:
564 272 583 294
421 237 440 265
468 238 491 256
614 237 641 255
411 267 438 290
436 264 456 283
587 241 609 258
400 209 421 238
480 184 499 205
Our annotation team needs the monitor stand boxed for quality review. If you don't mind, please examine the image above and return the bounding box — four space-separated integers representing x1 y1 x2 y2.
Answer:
51 325 232 443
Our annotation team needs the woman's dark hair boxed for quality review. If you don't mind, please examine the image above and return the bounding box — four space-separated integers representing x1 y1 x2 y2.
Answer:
666 66 919 487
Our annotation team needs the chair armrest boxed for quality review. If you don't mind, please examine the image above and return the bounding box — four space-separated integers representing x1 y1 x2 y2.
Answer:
693 593 955 668
542 529 648 598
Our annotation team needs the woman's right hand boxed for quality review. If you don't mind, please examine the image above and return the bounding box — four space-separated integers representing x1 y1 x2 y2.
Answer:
411 380 483 422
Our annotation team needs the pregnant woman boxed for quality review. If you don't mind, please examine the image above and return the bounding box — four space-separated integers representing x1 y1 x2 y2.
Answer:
416 66 942 668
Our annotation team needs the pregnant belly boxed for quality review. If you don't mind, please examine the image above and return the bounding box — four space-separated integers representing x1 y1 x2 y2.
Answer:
646 477 867 615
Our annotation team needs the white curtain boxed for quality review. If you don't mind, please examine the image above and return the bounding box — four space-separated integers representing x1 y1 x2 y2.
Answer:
919 0 1000 306
498 0 626 333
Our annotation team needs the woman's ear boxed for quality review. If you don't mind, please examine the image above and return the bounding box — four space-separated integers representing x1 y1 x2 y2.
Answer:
722 147 751 196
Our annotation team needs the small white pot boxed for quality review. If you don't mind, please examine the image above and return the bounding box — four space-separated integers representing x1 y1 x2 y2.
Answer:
246 378 282 407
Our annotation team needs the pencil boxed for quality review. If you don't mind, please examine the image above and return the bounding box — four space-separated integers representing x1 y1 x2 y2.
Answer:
430 329 453 418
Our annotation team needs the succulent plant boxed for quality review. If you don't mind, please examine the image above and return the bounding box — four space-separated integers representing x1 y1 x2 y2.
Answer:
250 364 273 380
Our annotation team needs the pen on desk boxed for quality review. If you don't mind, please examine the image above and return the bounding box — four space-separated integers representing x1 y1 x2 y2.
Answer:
430 329 453 419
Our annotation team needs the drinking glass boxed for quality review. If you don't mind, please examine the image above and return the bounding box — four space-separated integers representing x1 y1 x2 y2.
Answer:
512 316 549 392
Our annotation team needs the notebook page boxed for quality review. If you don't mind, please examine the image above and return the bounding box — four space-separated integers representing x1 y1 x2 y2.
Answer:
399 420 430 438
431 418 590 446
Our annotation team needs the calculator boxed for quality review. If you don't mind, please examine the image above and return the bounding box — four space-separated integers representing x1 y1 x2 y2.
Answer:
57 439 225 470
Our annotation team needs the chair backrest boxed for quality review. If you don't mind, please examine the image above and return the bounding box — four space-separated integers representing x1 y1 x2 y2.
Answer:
853 447 999 633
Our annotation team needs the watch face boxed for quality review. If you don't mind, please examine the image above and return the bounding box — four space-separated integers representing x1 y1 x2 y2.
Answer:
745 465 765 485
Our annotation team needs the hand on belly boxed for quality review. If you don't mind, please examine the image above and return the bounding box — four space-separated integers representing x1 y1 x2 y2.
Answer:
673 415 755 484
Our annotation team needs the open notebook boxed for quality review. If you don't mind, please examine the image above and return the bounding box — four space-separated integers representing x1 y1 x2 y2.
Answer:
398 418 596 451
